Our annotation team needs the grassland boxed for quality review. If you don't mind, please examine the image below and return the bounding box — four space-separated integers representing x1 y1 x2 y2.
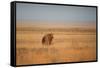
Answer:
16 23 96 65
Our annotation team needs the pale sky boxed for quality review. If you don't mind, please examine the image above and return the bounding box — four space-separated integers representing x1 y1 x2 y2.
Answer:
16 3 96 23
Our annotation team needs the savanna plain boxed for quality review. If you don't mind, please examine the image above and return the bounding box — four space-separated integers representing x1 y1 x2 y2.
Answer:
16 22 96 65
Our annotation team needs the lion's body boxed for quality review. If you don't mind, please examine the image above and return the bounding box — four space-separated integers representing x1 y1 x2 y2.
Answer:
42 33 53 45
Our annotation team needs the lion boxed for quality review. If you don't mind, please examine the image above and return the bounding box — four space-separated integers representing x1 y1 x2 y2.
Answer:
42 33 54 45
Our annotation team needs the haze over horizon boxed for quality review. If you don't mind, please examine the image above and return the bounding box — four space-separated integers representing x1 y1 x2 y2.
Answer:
17 21 96 29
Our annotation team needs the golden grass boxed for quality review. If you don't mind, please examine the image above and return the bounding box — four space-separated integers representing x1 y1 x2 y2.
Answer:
16 27 96 65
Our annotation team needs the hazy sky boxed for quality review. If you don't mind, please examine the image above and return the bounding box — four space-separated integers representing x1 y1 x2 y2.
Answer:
16 3 96 23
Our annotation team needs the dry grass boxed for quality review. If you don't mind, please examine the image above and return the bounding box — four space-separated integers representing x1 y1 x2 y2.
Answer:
16 26 96 65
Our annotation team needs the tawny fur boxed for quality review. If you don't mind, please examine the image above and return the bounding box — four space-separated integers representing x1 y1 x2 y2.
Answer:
42 33 54 45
